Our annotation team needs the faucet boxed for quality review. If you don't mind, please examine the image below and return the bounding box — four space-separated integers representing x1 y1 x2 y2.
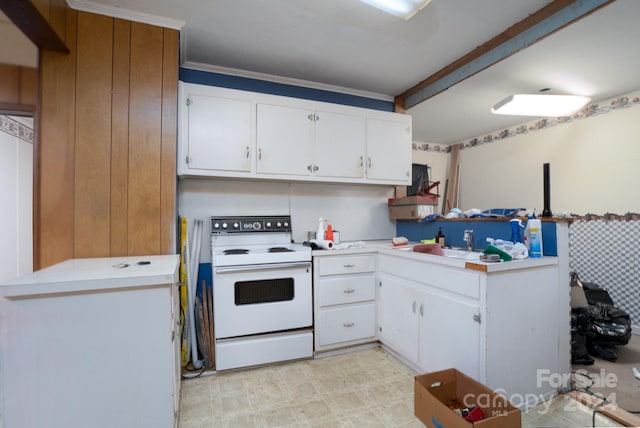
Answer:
463 229 474 251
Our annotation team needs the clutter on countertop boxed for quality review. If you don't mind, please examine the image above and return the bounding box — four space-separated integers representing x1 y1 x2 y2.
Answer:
308 239 334 250
484 238 528 260
435 227 445 247
333 241 366 250
392 236 409 246
412 243 444 256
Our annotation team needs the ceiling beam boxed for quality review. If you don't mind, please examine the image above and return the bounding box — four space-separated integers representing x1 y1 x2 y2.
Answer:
397 0 615 109
0 0 69 53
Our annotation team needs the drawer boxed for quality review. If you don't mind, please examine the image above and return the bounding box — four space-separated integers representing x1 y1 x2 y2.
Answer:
318 274 375 307
318 255 375 276
317 303 376 347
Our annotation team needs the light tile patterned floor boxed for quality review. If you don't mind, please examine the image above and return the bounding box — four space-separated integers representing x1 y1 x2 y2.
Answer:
179 347 623 427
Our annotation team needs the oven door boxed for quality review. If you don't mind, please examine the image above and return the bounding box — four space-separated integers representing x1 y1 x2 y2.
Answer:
213 261 312 338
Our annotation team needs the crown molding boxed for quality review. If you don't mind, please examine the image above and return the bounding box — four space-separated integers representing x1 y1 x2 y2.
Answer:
66 0 185 30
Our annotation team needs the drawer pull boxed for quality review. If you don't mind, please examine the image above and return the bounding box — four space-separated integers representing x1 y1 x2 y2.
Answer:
343 264 355 268
343 288 355 294
343 322 355 328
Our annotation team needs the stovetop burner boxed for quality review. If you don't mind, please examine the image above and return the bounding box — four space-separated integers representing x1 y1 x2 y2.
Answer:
268 247 294 253
224 249 250 255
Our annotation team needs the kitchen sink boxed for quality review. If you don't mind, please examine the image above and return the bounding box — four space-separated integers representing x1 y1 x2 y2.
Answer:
441 248 482 260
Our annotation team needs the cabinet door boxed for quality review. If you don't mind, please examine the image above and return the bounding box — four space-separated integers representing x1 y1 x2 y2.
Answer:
366 117 411 183
256 103 314 176
419 289 480 380
377 273 419 362
314 110 365 178
186 94 252 172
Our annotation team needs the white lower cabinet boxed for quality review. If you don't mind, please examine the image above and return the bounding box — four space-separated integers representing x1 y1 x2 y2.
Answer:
313 254 377 353
377 252 563 407
377 273 421 362
418 288 480 379
377 271 480 378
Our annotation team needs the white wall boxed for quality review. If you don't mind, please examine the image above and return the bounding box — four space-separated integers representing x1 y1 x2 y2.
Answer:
178 178 396 263
0 116 33 282
454 91 640 215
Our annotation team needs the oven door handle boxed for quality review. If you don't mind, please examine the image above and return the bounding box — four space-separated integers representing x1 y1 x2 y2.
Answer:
214 262 311 274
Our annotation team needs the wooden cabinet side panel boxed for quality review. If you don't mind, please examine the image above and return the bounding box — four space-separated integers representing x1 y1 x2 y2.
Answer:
74 11 113 257
37 7 77 269
127 22 164 255
160 28 179 255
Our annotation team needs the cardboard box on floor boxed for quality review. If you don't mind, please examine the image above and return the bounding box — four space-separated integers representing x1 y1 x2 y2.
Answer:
415 369 521 428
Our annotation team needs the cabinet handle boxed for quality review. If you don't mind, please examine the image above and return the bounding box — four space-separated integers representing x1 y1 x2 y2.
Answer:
313 165 319 172
258 148 262 160
343 264 355 268
412 300 416 314
246 146 250 159
368 157 372 169
307 114 314 121
307 164 312 171
420 303 424 317
360 156 364 167
343 322 354 328
343 288 355 294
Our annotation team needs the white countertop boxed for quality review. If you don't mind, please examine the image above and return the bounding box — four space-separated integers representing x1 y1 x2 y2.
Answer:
1 255 180 297
311 240 557 273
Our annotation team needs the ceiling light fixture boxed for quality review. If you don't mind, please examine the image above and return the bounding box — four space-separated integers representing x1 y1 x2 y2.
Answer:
360 0 432 20
491 94 591 117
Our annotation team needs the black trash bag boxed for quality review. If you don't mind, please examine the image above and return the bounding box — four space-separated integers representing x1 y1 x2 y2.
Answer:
571 308 594 365
587 341 618 362
588 302 632 346
569 272 632 362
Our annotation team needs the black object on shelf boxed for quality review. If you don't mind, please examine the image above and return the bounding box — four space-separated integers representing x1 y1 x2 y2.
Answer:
541 163 553 217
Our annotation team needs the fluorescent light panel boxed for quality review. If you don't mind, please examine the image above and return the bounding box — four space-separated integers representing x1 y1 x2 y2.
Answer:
491 94 591 117
360 0 432 20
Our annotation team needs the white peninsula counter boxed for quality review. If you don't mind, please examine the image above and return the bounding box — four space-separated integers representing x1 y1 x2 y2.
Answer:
0 255 181 428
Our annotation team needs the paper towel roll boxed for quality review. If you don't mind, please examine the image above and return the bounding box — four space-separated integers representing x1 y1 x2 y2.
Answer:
310 239 334 250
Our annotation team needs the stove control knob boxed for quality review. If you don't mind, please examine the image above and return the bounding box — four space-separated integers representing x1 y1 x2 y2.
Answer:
283 221 289 227
266 222 272 228
213 222 220 229
233 222 239 229
222 222 228 229
276 221 282 228
253 221 261 230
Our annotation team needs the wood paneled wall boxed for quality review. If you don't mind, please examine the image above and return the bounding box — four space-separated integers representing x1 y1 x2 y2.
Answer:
0 65 38 110
37 9 178 269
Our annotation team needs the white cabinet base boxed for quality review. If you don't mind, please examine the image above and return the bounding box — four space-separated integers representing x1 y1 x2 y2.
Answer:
215 330 313 371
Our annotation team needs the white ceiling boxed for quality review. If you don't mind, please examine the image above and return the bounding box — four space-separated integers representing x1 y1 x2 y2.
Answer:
7 0 640 144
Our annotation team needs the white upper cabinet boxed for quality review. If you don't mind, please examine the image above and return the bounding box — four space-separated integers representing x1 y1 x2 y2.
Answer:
366 117 412 182
178 82 411 185
256 103 315 176
179 84 253 176
314 110 366 179
256 104 366 179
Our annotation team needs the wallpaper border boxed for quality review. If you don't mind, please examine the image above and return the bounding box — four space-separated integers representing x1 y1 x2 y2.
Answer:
412 89 640 153
0 115 34 144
